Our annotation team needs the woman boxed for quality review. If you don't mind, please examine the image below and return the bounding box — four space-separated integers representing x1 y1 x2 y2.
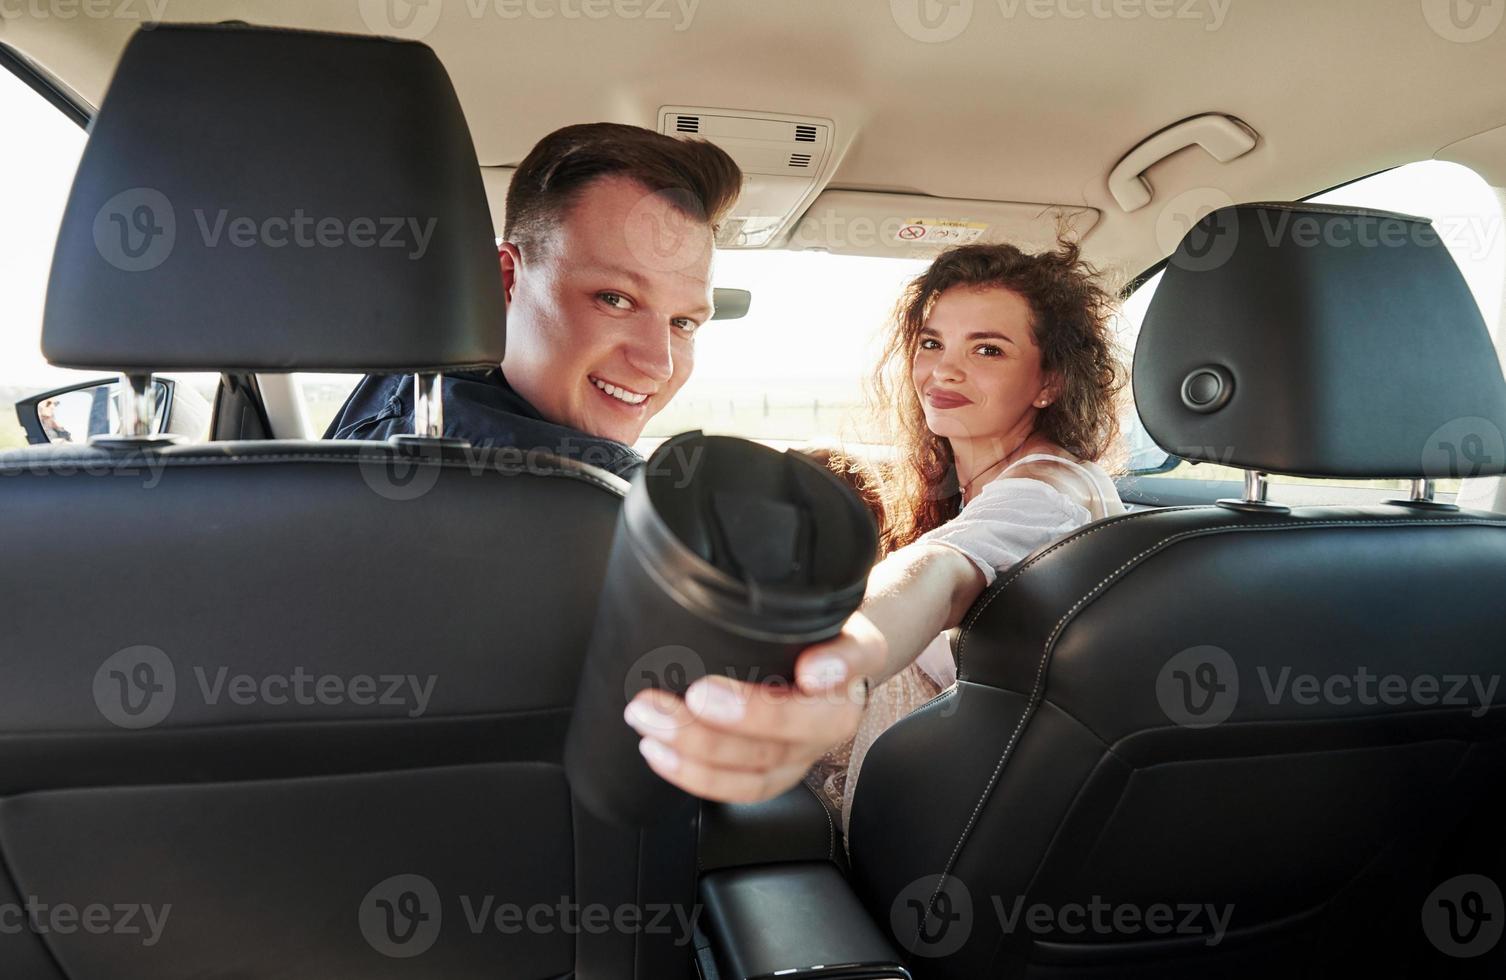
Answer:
809 240 1126 827
623 240 1125 824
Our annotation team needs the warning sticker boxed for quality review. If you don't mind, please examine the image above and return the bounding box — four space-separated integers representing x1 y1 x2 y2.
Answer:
894 218 989 245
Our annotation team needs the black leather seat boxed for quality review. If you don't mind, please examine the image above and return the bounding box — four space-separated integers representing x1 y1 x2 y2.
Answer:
0 24 695 979
846 203 1506 978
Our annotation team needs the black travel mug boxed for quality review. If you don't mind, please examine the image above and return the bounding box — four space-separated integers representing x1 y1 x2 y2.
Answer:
565 432 879 827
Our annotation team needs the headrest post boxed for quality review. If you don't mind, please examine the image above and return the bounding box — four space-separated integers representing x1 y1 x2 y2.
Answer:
1216 468 1290 515
1243 469 1268 505
1388 477 1459 511
118 373 156 438
413 372 444 439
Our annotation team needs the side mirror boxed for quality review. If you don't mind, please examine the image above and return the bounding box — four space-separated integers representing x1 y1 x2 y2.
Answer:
14 377 176 446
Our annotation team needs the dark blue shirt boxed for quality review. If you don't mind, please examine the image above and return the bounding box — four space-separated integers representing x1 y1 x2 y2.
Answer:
324 368 644 479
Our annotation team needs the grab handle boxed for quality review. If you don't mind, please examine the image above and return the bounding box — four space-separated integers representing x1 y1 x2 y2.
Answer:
1108 114 1257 213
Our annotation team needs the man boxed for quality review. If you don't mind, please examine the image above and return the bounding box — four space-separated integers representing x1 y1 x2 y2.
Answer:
333 121 886 810
326 122 742 477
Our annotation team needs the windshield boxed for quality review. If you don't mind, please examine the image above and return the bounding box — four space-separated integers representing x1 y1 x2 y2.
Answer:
640 249 929 449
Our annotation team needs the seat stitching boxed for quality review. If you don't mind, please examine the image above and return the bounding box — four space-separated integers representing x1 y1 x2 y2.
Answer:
918 514 1506 940
955 506 1197 676
800 779 836 862
0 452 627 495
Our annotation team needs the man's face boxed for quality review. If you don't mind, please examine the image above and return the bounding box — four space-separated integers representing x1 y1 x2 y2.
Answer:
499 175 716 445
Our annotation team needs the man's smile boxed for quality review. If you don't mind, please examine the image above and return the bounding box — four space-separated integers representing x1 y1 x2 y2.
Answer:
589 375 651 407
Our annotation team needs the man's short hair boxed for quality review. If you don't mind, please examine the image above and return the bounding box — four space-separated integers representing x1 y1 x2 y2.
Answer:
504 122 743 256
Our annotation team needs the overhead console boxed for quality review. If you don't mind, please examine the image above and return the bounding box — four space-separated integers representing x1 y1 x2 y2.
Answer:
656 105 839 248
478 104 841 251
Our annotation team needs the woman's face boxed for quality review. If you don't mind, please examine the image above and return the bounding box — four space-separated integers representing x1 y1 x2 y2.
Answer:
910 285 1057 442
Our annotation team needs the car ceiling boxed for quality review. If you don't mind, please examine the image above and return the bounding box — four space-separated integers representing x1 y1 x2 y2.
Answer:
3 0 1506 279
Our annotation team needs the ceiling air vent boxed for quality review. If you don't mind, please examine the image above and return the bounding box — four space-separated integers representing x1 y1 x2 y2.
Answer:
658 106 835 247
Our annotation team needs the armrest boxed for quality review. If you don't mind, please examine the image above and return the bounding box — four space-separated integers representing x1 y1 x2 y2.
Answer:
698 862 911 980
699 781 847 873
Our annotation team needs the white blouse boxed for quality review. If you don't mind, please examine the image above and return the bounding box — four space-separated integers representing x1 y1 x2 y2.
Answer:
912 453 1125 688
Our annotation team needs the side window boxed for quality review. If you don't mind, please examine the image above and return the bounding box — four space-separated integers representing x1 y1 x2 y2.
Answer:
0 55 215 448
1119 161 1506 506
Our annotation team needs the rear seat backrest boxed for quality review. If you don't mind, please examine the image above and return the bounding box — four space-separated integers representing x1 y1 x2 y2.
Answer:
0 24 696 979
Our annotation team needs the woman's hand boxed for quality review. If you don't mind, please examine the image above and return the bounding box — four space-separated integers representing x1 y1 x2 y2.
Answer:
623 612 887 804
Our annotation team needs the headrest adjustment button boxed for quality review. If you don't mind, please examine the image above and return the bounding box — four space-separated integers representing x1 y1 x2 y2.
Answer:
1181 366 1234 414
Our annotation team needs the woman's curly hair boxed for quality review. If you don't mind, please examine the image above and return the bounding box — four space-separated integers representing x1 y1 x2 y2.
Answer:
868 239 1127 553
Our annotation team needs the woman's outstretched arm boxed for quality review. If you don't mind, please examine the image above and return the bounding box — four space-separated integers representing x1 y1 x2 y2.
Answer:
622 542 987 804
849 543 987 685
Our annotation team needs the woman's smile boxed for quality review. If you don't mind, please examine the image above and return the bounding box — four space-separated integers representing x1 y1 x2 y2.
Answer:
925 387 974 409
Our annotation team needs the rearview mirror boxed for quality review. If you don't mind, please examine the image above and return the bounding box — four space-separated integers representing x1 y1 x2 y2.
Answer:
711 288 752 321
14 378 176 446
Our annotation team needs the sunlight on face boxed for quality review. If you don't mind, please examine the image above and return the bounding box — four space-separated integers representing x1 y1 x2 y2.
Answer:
500 176 715 445
910 286 1055 443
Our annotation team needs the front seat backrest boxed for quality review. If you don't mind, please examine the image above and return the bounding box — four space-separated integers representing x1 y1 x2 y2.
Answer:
0 24 694 979
847 203 1506 979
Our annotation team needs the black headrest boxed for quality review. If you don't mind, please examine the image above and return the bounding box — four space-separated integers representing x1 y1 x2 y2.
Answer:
43 24 505 373
1135 202 1506 479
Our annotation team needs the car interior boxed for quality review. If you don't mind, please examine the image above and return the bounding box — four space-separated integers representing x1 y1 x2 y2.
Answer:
2 3 1506 978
